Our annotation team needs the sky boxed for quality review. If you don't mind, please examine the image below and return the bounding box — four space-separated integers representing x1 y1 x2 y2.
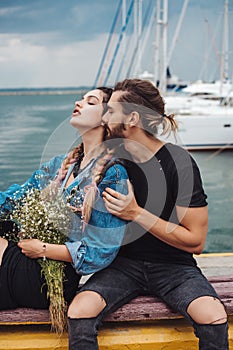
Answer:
0 0 232 88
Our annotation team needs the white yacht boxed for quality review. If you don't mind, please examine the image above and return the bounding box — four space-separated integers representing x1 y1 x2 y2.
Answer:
161 96 233 150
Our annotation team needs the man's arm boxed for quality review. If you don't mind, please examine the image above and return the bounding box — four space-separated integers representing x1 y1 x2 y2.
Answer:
103 180 208 254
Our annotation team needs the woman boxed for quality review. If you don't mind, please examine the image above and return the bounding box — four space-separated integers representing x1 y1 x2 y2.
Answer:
0 87 129 312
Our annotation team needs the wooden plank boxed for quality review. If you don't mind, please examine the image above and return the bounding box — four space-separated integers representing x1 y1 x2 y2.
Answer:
0 308 51 325
0 275 233 324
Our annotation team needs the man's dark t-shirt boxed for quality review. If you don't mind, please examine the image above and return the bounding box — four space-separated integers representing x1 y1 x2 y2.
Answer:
119 143 207 266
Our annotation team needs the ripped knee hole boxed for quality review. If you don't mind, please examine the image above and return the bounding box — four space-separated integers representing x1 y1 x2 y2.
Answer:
187 296 227 324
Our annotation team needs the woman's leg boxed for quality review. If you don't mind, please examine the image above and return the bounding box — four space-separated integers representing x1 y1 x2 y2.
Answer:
0 241 49 309
0 237 8 265
63 264 81 305
68 257 145 350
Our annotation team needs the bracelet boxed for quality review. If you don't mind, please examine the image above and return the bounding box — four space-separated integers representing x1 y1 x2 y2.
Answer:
42 244 46 261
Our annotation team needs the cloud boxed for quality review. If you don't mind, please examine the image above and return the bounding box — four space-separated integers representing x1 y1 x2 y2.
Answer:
0 6 22 16
0 32 109 88
0 0 118 42
0 0 232 88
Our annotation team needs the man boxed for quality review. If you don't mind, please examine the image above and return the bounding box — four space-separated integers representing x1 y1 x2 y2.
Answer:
67 79 228 350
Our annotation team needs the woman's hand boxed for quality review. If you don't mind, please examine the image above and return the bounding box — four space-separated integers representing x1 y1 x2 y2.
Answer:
102 179 142 221
18 238 45 259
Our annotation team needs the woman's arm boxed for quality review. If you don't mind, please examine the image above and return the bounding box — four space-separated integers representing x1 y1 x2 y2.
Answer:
103 180 208 255
18 239 73 262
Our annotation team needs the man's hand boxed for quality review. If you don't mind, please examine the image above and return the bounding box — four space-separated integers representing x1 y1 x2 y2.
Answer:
102 179 142 221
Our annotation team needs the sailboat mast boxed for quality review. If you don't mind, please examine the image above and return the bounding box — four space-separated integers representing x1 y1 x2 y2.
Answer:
133 0 142 76
122 0 127 57
153 0 161 87
167 0 189 68
220 0 229 83
154 0 168 94
160 0 168 94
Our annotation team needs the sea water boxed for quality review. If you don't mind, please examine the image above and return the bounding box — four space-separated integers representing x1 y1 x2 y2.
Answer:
0 91 232 253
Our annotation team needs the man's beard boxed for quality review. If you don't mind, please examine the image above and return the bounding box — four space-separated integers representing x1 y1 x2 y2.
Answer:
104 123 126 140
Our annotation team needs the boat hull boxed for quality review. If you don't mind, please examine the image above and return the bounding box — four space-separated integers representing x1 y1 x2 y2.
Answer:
161 98 233 150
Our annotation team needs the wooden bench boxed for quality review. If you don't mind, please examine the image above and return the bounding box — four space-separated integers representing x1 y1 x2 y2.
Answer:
0 275 233 350
0 275 233 324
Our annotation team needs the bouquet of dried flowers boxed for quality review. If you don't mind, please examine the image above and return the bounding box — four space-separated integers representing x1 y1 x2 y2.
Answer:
5 184 74 334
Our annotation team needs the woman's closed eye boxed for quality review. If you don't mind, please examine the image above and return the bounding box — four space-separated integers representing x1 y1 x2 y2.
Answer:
85 96 100 106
